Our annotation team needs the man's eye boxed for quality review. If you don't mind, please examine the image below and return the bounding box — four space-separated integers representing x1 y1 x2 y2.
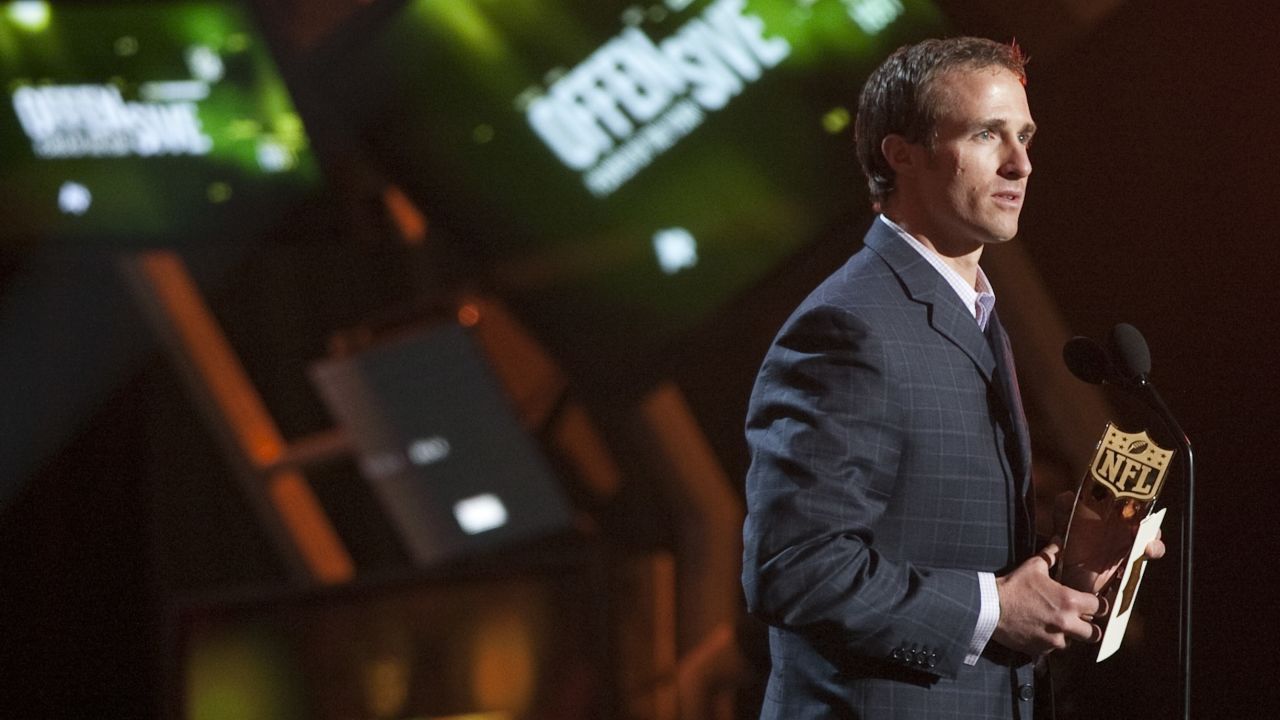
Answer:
977 130 992 140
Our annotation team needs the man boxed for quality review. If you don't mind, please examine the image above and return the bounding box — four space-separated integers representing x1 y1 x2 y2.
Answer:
741 37 1156 718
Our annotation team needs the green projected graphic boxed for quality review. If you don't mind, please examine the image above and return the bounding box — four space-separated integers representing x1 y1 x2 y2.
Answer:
0 1 320 243
319 0 947 375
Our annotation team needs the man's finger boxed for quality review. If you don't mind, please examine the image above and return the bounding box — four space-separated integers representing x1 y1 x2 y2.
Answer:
1062 614 1101 644
1037 543 1060 569
1084 593 1111 619
1145 538 1166 560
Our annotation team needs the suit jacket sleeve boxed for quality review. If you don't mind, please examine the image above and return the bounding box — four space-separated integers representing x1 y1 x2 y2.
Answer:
742 300 983 679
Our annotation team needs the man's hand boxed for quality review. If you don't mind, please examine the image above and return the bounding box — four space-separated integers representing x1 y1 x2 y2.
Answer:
1052 490 1167 592
992 543 1108 657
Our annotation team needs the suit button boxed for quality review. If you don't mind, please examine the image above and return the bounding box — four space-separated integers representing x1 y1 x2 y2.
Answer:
1018 683 1034 702
891 648 903 661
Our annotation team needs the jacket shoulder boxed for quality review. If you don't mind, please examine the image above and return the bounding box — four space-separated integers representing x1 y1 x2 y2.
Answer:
782 243 911 333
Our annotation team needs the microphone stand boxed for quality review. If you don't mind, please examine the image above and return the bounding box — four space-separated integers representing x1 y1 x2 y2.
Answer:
1134 376 1194 720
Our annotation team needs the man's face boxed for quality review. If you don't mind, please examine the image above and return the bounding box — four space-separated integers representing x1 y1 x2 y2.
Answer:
913 67 1035 248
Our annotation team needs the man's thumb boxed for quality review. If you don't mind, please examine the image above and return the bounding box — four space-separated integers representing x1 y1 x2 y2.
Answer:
1036 543 1060 569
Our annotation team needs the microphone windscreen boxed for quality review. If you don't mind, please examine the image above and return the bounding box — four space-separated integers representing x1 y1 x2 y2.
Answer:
1063 336 1110 385
1110 323 1152 378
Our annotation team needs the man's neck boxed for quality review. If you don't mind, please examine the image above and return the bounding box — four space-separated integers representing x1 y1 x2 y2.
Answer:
881 212 983 289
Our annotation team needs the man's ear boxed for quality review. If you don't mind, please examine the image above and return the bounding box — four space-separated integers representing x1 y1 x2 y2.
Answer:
881 134 920 178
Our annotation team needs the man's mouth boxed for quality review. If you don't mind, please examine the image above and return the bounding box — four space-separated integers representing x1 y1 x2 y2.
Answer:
993 191 1023 207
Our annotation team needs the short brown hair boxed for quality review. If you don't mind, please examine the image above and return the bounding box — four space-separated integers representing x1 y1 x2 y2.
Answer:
854 37 1027 206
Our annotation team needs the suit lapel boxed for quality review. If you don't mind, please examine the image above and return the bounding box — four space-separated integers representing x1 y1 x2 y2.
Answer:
863 221 997 382
866 220 1036 554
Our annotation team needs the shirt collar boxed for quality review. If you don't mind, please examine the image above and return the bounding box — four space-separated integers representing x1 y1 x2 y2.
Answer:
878 215 996 330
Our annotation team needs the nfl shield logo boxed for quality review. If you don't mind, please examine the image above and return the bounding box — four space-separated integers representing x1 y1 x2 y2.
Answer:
1088 423 1176 503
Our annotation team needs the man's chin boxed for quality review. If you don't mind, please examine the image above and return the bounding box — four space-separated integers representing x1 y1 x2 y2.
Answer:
980 222 1020 244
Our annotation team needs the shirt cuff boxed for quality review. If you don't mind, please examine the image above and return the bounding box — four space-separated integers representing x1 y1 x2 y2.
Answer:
964 571 1000 666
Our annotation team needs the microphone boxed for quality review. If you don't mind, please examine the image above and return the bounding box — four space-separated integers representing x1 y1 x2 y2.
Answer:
1065 322 1187 458
1063 335 1118 386
1109 322 1152 379
1061 324 1152 388
1106 323 1184 443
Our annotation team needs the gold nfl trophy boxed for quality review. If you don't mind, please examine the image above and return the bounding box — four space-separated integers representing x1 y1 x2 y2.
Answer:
1057 422 1174 661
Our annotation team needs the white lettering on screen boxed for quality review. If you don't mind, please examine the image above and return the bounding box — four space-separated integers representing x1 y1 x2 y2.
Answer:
12 84 213 159
844 0 904 35
525 0 790 197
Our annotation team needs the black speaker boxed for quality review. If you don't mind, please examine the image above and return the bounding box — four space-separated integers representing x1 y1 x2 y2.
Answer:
309 322 574 567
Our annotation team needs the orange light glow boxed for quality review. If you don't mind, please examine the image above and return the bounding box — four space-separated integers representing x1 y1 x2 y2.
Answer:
457 303 482 327
383 184 428 245
469 609 537 714
268 471 355 584
131 252 354 585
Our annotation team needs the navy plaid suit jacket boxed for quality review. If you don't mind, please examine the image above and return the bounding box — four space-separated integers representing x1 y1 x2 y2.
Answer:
742 219 1037 719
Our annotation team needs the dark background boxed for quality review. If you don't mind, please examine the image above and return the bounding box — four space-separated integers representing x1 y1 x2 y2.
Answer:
1010 1 1280 715
2 0 1277 717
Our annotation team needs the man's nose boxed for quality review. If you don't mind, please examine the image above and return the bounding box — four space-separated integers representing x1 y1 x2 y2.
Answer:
1001 143 1032 179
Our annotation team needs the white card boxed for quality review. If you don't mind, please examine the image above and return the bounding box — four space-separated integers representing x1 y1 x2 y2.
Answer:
1097 507 1166 662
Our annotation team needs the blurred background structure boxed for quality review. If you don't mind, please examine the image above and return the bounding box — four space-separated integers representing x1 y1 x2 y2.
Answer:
0 0 1276 718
